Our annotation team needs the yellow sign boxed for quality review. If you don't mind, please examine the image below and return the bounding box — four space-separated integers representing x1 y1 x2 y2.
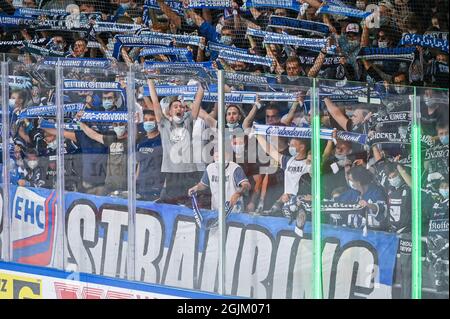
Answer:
0 272 42 299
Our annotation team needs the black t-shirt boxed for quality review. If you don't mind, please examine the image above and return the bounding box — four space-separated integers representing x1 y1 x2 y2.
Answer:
136 134 164 194
75 130 108 186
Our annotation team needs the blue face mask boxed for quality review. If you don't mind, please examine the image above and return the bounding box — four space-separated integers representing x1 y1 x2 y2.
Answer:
103 99 114 110
221 35 233 46
8 98 16 109
25 122 34 133
440 135 449 145
439 188 449 199
143 121 156 133
289 146 298 157
120 2 131 10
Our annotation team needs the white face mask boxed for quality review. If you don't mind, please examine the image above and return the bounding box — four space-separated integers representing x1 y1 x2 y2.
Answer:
27 160 38 170
216 23 223 34
9 98 16 108
378 41 388 48
113 126 126 137
388 175 403 188
220 35 233 46
47 140 57 150
227 122 239 129
172 115 184 125
335 153 347 167
348 179 358 190
232 144 245 155
394 85 408 94
289 146 298 156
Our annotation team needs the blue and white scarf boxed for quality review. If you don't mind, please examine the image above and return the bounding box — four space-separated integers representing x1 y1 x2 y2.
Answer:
39 119 80 130
218 50 274 67
317 3 371 19
14 7 67 17
23 42 66 57
263 33 336 54
357 47 416 61
63 80 123 91
143 85 199 97
268 15 330 37
187 0 232 8
139 30 204 47
298 54 341 66
143 61 214 70
93 22 141 34
253 124 368 145
208 42 247 54
0 13 35 27
221 71 278 86
183 91 304 104
18 103 85 118
424 144 449 161
246 27 271 38
400 34 449 54
424 31 448 41
112 35 173 59
0 38 47 47
371 111 411 125
80 111 128 123
139 46 194 62
43 57 111 68
8 76 32 90
319 85 380 102
245 0 300 12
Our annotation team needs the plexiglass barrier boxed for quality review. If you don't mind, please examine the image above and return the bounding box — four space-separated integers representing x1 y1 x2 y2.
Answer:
0 55 448 299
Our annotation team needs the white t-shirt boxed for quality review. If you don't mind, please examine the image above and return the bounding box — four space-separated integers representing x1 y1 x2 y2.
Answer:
281 155 311 195
192 117 208 171
200 161 248 212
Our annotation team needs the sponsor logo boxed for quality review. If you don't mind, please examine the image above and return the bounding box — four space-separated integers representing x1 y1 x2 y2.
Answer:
0 273 42 299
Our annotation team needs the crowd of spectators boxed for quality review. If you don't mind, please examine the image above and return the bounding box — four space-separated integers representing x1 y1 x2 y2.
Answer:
0 0 448 295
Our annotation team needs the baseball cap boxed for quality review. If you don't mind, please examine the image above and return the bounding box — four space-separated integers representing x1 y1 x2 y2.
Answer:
345 23 360 34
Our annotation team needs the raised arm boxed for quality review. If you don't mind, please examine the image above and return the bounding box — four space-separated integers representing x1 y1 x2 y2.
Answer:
198 108 217 128
147 79 163 123
190 82 205 120
256 134 282 163
397 164 412 188
79 121 104 145
281 93 304 126
322 129 337 161
324 97 350 131
41 127 77 142
157 0 182 29
243 97 261 129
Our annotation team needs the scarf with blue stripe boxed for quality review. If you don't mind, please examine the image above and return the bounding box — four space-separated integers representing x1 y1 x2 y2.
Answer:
400 34 449 54
268 15 330 37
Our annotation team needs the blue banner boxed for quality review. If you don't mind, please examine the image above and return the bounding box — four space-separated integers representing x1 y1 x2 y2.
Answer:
400 33 449 54
1 185 398 298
